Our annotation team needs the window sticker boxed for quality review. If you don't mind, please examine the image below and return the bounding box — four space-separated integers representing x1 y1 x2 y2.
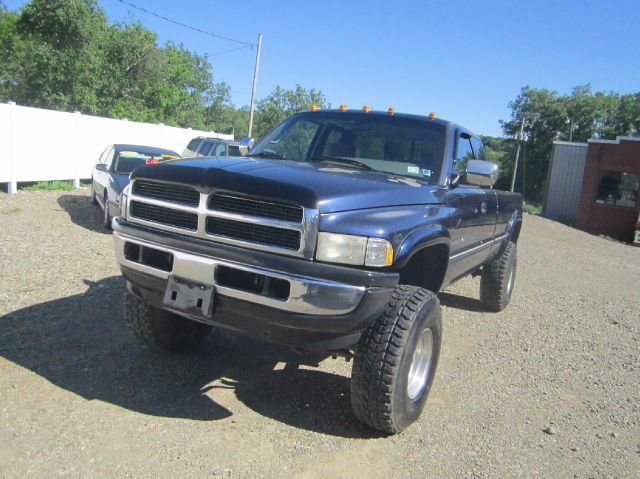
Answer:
407 166 420 174
422 168 432 177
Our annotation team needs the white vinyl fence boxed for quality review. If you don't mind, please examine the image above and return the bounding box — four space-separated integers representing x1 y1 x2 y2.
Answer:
0 102 233 193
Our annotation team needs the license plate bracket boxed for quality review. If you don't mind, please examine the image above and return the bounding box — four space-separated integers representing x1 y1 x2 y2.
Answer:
163 275 215 318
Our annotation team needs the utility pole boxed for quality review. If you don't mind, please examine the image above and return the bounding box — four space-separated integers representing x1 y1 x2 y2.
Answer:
247 33 262 138
510 116 526 193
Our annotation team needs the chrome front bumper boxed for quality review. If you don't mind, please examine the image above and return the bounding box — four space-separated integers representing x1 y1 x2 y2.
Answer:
113 231 366 316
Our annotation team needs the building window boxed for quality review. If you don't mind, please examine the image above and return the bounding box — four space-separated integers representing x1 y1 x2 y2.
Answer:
594 171 640 208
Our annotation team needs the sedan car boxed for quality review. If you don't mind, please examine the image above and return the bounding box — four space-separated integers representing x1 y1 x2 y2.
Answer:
91 144 181 228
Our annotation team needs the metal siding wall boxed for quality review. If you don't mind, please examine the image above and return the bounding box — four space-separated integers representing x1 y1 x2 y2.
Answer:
543 142 588 224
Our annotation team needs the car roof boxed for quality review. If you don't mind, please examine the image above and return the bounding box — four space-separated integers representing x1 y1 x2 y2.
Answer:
113 144 180 156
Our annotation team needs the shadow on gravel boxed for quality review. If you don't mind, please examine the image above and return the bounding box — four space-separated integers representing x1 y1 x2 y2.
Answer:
57 194 110 234
0 276 377 438
439 292 485 312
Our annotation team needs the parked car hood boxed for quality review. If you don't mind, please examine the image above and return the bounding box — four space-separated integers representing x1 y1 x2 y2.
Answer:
131 157 445 213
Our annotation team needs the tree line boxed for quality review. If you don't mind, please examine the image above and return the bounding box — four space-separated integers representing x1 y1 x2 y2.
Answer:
0 0 328 139
493 85 640 202
2 1 639 203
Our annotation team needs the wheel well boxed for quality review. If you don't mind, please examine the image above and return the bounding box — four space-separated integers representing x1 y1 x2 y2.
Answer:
398 244 449 293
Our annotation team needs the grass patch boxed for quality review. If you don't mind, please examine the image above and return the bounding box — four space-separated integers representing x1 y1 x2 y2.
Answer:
523 202 542 215
22 181 75 192
1 206 21 214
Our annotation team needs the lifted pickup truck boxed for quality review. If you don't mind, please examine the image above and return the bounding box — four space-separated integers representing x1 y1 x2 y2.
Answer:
113 108 523 434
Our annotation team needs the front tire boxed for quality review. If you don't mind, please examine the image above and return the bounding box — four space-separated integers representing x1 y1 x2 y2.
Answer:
91 181 98 205
480 240 517 312
350 285 442 434
124 292 212 353
102 193 111 229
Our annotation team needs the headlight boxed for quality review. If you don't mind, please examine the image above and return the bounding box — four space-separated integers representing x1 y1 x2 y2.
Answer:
316 232 393 267
119 184 131 219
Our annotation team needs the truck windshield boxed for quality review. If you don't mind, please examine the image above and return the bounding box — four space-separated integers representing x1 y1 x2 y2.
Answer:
249 111 446 182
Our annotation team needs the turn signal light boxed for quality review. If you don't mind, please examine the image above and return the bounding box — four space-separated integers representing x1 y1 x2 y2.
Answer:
339 104 349 111
310 104 319 111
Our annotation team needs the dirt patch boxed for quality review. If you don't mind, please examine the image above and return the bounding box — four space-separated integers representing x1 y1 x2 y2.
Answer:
1 190 638 478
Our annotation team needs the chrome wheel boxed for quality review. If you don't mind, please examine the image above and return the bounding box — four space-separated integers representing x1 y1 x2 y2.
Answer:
407 328 433 401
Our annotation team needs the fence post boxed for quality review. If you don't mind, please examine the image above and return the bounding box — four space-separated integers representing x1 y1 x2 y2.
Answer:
7 101 17 194
73 111 81 188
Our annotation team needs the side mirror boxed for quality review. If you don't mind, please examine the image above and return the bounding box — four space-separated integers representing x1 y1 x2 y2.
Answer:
238 137 255 156
465 160 498 187
95 164 107 172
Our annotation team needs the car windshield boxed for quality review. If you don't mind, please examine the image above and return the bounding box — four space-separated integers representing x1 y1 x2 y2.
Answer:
248 111 446 182
114 150 180 174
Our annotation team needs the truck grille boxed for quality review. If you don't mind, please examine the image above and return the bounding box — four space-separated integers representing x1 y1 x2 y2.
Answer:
130 201 198 231
128 179 317 258
132 180 200 207
206 217 301 250
208 193 303 222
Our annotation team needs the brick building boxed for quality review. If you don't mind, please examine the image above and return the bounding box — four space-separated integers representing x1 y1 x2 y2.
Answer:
544 137 640 243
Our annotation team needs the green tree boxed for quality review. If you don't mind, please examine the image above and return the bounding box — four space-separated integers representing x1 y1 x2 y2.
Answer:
253 84 329 138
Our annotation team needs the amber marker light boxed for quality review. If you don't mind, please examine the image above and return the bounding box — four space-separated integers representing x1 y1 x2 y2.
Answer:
339 104 349 111
362 105 371 112
388 107 396 115
428 111 437 119
310 104 319 111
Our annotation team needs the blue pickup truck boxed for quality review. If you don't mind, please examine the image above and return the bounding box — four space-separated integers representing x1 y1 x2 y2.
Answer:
112 108 523 434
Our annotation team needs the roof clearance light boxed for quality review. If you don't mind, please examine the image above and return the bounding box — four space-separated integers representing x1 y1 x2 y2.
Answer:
428 111 437 119
388 107 396 115
362 105 371 113
310 104 319 111
339 104 349 111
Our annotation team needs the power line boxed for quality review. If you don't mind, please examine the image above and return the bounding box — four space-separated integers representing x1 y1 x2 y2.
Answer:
209 45 253 57
114 0 255 47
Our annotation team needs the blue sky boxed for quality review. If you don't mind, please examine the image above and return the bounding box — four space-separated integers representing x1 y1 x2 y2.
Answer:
4 0 639 136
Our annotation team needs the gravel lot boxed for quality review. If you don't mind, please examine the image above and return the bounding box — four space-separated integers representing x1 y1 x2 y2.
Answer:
1 189 638 478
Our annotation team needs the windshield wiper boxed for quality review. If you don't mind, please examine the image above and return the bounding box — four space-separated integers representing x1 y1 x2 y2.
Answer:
310 155 373 171
248 151 285 159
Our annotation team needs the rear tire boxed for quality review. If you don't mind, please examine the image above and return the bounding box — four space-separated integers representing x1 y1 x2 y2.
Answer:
480 240 517 312
350 285 442 434
124 292 212 353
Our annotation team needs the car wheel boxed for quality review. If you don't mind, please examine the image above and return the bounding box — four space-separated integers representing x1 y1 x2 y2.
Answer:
124 292 212 353
103 193 111 229
91 180 98 205
350 285 442 434
480 240 517 312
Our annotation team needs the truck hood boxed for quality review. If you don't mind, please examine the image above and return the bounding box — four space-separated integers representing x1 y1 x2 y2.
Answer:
132 157 445 213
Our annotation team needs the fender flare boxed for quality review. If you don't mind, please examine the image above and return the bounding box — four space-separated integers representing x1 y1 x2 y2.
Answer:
394 224 451 269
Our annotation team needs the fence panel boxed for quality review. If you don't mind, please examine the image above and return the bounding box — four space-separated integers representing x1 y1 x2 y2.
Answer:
0 103 232 193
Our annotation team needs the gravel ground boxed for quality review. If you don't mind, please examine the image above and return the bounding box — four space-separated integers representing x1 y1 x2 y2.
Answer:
0 189 638 478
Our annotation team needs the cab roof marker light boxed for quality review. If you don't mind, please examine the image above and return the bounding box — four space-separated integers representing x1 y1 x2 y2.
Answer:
362 105 371 112
388 107 395 115
428 111 437 119
310 104 319 111
339 104 349 111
